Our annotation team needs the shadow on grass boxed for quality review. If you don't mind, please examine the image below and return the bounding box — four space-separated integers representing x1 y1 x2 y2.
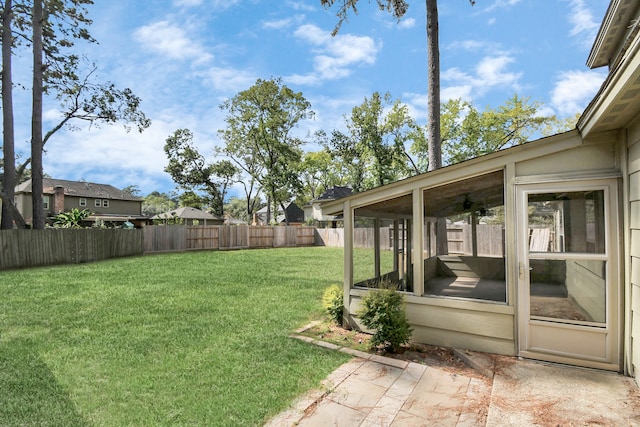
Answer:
0 338 86 426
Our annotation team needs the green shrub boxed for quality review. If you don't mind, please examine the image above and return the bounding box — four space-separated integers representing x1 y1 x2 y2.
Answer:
357 287 412 353
322 284 344 324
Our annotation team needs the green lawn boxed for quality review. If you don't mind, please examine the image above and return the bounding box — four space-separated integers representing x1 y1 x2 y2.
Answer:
0 247 355 426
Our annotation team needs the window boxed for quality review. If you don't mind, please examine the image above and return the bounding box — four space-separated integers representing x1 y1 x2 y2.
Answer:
422 170 507 303
79 198 87 207
527 190 607 323
95 199 101 207
43 195 50 210
102 200 109 208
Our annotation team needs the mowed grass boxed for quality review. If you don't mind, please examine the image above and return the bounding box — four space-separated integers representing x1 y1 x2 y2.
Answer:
0 247 354 426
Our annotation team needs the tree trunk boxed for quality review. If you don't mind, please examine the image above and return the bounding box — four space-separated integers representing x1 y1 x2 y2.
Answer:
1 0 16 229
31 0 44 229
426 0 447 254
426 0 441 172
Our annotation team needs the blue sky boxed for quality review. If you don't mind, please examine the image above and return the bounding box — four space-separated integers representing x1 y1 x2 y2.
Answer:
11 0 609 197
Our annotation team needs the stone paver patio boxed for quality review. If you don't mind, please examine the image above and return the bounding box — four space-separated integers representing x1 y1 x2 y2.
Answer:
265 333 640 426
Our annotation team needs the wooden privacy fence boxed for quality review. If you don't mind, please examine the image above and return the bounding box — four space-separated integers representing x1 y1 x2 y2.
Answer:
315 224 505 257
144 225 316 253
0 228 143 270
315 227 393 249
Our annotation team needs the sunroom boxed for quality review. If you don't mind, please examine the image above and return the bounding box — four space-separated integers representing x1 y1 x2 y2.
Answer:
322 130 623 371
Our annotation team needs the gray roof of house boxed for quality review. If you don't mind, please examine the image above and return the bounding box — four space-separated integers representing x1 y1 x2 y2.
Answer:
315 186 352 201
15 178 141 201
152 206 219 220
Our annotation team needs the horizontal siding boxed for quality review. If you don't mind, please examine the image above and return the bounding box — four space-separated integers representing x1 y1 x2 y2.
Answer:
411 326 515 356
632 256 640 286
348 292 515 355
630 142 640 173
629 122 640 381
632 230 640 258
516 143 616 177
632 201 640 229
631 172 640 201
633 287 640 375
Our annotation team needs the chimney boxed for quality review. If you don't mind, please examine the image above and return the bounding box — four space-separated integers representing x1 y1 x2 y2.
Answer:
53 186 65 213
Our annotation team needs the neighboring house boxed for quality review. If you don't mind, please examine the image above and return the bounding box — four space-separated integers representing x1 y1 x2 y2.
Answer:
303 186 352 227
224 216 248 225
323 0 640 379
152 206 223 226
254 202 305 225
14 178 147 227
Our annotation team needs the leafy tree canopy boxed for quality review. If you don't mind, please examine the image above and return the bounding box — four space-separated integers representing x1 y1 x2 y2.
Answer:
218 78 313 224
411 94 557 168
163 129 238 217
323 92 417 192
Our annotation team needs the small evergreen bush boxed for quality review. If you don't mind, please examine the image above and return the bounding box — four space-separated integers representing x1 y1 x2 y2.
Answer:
357 286 412 353
322 284 344 324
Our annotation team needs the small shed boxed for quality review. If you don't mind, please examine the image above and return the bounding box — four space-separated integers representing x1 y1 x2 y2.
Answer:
153 207 223 226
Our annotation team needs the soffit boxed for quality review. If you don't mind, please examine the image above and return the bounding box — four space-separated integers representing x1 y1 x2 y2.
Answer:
580 32 640 136
588 0 639 68
353 170 504 219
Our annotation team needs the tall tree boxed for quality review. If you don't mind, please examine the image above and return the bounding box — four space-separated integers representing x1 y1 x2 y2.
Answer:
163 128 238 217
425 0 440 171
321 0 475 171
299 150 343 201
318 128 367 192
0 0 150 229
323 92 416 192
322 0 473 256
219 78 312 225
142 191 177 217
31 0 44 228
1 0 16 229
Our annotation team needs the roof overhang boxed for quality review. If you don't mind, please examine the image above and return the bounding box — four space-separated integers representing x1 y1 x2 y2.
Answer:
579 24 640 137
587 0 640 69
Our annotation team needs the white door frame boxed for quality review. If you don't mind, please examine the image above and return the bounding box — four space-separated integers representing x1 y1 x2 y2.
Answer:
516 178 621 371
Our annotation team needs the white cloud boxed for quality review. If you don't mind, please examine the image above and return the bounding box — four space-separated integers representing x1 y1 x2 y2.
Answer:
476 55 521 88
566 0 599 37
173 0 204 6
440 54 521 100
447 39 509 57
565 0 600 49
441 85 474 103
134 21 213 63
180 0 240 10
263 18 293 30
262 14 305 30
199 66 257 93
44 121 177 194
290 24 380 83
550 69 606 116
287 1 316 12
485 0 522 12
398 17 416 29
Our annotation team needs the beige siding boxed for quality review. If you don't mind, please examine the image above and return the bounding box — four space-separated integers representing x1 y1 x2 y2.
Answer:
629 120 640 380
348 291 515 356
515 143 616 177
633 284 640 374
